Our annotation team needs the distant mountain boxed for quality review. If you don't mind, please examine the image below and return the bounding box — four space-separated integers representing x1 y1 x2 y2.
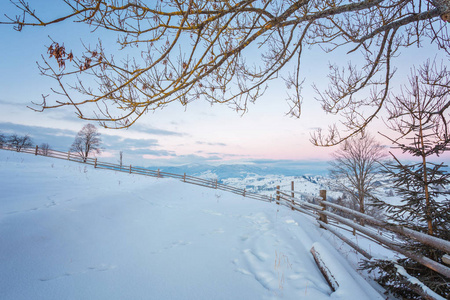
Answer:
149 160 330 180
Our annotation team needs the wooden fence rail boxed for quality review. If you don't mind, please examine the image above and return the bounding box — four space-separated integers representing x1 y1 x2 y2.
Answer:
274 185 450 282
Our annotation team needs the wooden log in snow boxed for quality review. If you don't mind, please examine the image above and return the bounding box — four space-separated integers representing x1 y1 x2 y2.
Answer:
310 244 338 292
310 242 380 299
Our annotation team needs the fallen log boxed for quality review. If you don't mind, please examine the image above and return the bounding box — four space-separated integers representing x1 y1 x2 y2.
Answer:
310 242 383 299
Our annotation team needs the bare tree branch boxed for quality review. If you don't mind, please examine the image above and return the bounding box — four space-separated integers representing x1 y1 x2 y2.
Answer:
2 0 449 143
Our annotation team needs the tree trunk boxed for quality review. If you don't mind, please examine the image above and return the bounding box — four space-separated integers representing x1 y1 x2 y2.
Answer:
359 194 365 226
419 118 433 236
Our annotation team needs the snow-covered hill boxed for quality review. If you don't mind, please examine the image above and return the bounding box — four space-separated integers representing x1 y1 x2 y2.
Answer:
0 151 385 299
221 174 329 197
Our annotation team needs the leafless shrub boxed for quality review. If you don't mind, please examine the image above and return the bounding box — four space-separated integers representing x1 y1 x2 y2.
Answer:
39 143 50 156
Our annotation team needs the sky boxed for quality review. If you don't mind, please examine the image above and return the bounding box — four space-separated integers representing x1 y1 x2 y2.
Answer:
0 1 448 168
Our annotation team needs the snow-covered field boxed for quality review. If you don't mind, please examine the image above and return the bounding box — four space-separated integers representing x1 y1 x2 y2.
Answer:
0 151 385 299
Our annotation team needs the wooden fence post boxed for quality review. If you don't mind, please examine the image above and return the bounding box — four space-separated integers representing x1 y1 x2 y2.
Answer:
67 151 71 160
129 165 132 174
183 173 186 182
276 185 280 205
35 145 38 155
319 190 328 228
291 181 295 210
94 158 97 168
243 188 246 197
291 181 295 198
215 179 218 189
157 169 160 178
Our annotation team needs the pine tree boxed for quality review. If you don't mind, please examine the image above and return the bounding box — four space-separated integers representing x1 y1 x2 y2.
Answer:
362 61 450 299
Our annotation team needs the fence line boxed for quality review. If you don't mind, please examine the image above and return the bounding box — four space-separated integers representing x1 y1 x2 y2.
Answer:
273 189 449 299
2 143 449 296
0 144 273 203
274 187 450 286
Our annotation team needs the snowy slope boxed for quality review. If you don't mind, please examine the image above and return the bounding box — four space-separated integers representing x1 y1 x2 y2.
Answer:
0 151 384 300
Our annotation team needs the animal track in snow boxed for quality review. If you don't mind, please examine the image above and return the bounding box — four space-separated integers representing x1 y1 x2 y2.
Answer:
39 264 117 282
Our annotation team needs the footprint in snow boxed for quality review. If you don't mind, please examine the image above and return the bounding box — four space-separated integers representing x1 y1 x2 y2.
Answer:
243 248 269 262
164 240 192 250
202 209 222 216
285 219 298 226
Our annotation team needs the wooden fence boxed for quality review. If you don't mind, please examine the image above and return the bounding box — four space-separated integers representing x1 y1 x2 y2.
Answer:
274 185 450 300
0 144 273 203
2 143 449 299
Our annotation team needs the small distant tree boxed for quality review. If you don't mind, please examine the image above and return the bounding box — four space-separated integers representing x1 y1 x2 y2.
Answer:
0 132 5 148
70 124 102 162
8 134 33 152
362 61 450 299
329 133 386 221
39 143 50 156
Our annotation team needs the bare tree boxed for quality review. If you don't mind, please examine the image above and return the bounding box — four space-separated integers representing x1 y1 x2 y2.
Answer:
70 124 102 162
1 1 449 143
39 143 51 156
329 133 386 220
8 134 33 152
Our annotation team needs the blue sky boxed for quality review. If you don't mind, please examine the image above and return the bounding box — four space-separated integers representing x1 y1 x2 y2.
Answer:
0 1 448 167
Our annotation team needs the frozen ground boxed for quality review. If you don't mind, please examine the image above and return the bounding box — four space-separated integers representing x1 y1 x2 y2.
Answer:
0 151 384 299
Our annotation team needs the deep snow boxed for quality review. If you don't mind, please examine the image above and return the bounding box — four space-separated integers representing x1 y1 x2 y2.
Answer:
0 151 384 299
